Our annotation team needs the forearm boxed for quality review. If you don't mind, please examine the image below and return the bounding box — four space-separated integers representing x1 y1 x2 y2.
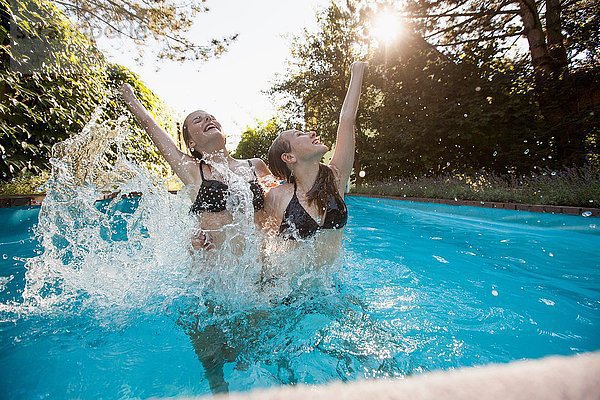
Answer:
330 62 366 178
124 95 177 153
339 67 365 123
121 84 190 180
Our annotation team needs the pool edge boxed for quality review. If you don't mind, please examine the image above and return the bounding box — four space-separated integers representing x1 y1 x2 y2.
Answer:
348 193 600 217
187 351 600 400
2 193 598 217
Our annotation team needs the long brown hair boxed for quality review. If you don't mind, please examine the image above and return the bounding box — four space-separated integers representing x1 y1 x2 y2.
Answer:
268 133 339 213
181 119 203 160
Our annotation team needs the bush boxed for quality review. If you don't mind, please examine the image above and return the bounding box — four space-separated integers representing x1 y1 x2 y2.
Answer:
352 166 600 207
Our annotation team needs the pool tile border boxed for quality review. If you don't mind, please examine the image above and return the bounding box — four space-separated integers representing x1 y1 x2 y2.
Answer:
0 192 141 208
2 193 599 217
348 193 600 217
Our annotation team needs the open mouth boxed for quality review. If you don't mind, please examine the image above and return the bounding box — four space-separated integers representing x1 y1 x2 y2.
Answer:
204 123 218 133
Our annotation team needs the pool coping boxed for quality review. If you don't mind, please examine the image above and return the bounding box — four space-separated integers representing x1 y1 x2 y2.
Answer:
184 351 600 400
0 192 171 208
1 192 599 217
347 193 600 217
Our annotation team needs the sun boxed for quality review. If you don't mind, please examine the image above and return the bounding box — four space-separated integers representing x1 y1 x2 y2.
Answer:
371 11 402 45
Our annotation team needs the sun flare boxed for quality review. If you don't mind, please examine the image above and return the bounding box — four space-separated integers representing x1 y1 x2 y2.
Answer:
371 12 402 44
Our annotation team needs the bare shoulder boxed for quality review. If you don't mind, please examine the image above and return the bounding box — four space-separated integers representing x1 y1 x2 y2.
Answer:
265 183 293 213
266 183 293 200
249 158 271 177
178 154 202 185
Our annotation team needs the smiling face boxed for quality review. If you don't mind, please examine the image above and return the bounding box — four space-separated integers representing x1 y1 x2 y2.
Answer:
268 129 328 181
284 129 329 162
183 110 226 154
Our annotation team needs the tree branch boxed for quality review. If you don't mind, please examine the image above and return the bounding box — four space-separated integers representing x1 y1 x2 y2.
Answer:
54 0 140 41
404 9 520 19
434 32 524 46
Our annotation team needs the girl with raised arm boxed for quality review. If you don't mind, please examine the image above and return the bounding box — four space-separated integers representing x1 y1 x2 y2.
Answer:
265 62 366 261
121 84 275 394
120 84 271 250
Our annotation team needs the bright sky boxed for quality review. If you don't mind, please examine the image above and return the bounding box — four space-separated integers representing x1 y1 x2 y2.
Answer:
97 0 330 150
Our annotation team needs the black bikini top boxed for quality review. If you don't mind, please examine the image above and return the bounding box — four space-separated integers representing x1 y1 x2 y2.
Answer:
190 160 265 214
279 180 348 240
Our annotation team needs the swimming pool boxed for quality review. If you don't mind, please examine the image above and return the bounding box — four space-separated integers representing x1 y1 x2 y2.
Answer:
1 196 599 399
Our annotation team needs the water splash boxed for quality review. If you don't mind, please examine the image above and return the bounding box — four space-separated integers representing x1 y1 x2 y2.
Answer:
1 109 338 323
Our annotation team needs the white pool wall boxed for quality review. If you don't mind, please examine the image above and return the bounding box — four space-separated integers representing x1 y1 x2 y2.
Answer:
178 352 600 400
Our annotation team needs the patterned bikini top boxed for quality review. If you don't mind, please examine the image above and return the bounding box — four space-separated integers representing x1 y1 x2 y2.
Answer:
190 160 265 214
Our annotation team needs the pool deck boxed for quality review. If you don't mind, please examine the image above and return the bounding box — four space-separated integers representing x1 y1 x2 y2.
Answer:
184 352 600 400
1 192 599 217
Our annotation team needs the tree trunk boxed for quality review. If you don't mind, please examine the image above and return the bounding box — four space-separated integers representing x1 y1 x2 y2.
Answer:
517 0 586 166
545 0 568 73
517 0 553 78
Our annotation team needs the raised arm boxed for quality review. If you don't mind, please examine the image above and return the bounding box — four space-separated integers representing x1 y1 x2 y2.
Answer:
329 62 367 190
121 83 197 185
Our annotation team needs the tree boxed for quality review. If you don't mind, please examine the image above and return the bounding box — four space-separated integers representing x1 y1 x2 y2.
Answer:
233 118 281 161
1 0 107 180
0 0 178 181
51 0 238 62
401 0 599 166
271 0 546 180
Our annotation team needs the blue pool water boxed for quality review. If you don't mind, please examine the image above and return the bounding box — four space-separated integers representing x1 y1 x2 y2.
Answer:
1 196 599 399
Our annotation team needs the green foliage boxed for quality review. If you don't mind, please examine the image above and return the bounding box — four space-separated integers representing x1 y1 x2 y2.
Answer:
1 0 107 180
233 118 281 160
401 0 599 167
270 1 367 147
271 0 551 180
0 170 49 195
0 0 180 182
365 44 547 178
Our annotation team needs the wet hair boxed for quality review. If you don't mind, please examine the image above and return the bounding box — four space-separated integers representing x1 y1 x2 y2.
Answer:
268 132 339 213
182 116 203 160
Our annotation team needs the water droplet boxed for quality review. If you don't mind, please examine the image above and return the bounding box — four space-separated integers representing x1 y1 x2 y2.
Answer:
475 86 481 92
551 171 557 176
2 254 7 260
524 149 530 155
433 255 449 264
463 113 468 118
492 151 498 157
548 252 554 257
358 170 366 178
582 211 592 217
589 200 594 203
540 298 555 306
491 290 498 296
